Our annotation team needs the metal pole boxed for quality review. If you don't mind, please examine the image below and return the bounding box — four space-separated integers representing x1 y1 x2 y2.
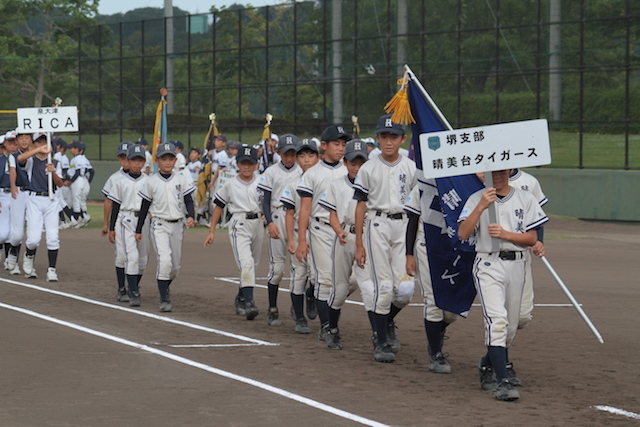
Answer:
396 0 407 78
331 0 343 124
165 0 175 114
548 0 562 122
47 132 53 200
541 256 604 343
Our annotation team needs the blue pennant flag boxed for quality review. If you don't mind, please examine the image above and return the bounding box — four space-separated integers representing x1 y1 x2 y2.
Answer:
407 71 484 316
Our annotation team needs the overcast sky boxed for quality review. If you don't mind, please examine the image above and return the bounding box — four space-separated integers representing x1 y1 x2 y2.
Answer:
98 0 285 16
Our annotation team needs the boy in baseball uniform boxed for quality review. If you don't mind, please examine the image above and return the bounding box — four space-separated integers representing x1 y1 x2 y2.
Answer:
318 139 375 350
405 184 459 373
136 142 196 311
354 114 417 363
67 141 94 227
0 135 11 261
458 169 548 401
296 125 348 340
258 133 302 326
109 144 150 307
18 133 66 281
281 138 320 334
204 146 263 321
101 141 131 301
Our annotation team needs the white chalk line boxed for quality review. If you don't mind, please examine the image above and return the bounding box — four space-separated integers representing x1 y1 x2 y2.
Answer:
592 405 640 420
0 277 276 346
217 277 577 308
0 301 390 427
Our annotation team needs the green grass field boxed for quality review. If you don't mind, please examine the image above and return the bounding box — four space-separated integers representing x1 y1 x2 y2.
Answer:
62 129 640 170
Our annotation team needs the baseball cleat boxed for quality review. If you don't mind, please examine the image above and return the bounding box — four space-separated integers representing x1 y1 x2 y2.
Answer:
325 328 343 350
3 258 8 270
495 379 520 401
244 301 259 320
428 352 451 374
506 362 522 386
6 253 18 271
266 307 282 326
478 360 498 391
23 256 37 279
45 267 59 282
129 293 141 307
10 265 21 275
159 301 172 312
234 295 246 316
294 318 311 334
373 343 396 363
117 288 130 302
317 323 329 342
305 286 317 320
386 321 400 353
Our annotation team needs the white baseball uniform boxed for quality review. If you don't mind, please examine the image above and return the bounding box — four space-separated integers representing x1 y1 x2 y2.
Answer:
259 161 302 285
138 172 195 281
458 187 548 347
174 152 187 172
296 160 347 301
509 168 548 328
0 154 12 244
353 155 417 314
53 151 71 210
69 153 92 213
102 168 128 269
281 178 311 295
319 175 373 311
24 156 63 252
8 153 30 248
109 172 150 276
214 172 264 289
404 185 458 324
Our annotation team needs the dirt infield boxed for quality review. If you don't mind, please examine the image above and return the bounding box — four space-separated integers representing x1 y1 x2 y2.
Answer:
0 216 638 426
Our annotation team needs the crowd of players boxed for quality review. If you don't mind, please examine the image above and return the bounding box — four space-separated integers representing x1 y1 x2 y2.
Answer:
0 114 548 402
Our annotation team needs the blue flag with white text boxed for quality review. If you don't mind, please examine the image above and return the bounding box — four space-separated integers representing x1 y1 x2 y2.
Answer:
407 73 483 316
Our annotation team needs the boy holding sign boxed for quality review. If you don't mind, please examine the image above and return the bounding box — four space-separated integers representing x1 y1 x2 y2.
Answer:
458 169 548 402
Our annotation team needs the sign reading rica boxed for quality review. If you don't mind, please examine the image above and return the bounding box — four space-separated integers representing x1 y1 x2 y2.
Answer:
16 106 79 133
419 119 551 179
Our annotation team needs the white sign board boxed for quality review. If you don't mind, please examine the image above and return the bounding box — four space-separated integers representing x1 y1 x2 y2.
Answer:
16 106 79 133
419 119 551 179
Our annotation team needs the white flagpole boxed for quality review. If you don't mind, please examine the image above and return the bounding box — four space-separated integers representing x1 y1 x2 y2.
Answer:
46 132 54 201
541 256 604 343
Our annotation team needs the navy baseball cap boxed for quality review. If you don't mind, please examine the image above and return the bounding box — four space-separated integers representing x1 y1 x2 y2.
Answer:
127 143 146 160
227 140 242 150
277 133 299 153
375 114 405 135
295 138 319 154
117 141 131 156
69 140 86 151
320 125 350 142
52 136 67 150
172 140 184 150
156 142 177 158
236 146 258 164
136 137 149 146
344 139 369 161
214 134 227 143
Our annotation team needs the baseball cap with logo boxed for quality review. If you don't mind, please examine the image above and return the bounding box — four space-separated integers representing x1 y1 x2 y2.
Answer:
0 135 4 145
277 133 299 153
270 133 279 142
127 143 146 160
32 132 47 142
236 146 258 164
295 137 319 154
227 140 243 150
69 140 86 151
156 142 177 158
214 134 227 143
117 141 131 156
375 113 405 135
344 139 369 161
320 124 350 142
5 130 17 140
137 137 149 146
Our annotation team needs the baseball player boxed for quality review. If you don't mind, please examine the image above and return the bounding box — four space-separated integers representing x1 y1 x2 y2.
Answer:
136 138 153 175
67 140 94 227
185 147 203 185
354 114 417 363
281 138 320 334
5 130 33 276
318 139 375 350
458 169 548 401
204 146 263 321
52 137 73 228
0 135 10 261
173 140 187 173
109 144 150 307
295 125 349 340
258 133 302 326
404 184 459 373
18 133 66 281
101 141 131 301
135 142 196 311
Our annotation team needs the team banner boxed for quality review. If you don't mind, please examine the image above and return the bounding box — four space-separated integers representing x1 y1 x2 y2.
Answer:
407 70 483 316
152 94 168 159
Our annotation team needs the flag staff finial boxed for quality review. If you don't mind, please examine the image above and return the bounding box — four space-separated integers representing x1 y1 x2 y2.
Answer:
383 67 415 125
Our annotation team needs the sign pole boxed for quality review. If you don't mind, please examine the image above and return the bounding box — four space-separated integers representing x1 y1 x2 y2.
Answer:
46 132 54 200
482 169 500 252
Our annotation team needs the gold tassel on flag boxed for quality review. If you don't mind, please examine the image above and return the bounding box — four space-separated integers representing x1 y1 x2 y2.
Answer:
351 115 360 139
203 113 219 152
261 113 273 141
383 71 415 125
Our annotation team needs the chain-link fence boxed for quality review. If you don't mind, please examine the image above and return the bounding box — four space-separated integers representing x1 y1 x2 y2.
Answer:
73 0 639 168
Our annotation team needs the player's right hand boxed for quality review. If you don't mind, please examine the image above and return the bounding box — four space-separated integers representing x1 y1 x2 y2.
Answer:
204 231 215 247
479 188 497 209
295 242 308 262
355 246 366 269
287 241 296 255
135 233 142 242
267 222 280 239
101 225 108 237
405 254 416 277
338 231 348 246
108 230 116 244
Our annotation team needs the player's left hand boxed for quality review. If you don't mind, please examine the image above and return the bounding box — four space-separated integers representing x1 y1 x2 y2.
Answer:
101 225 109 237
355 246 366 269
108 230 116 244
204 231 215 247
267 222 280 239
135 233 142 242
337 231 348 246
530 241 545 257
46 163 56 173
405 255 416 277
186 217 195 228
487 223 506 239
